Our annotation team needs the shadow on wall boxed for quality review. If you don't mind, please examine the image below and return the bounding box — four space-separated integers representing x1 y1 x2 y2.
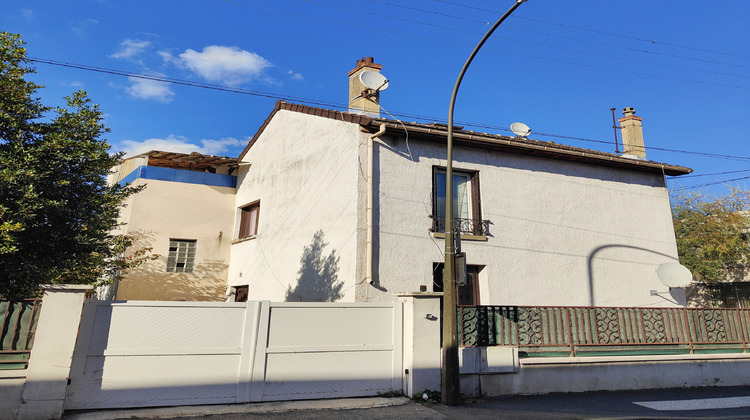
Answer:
115 229 227 301
587 244 682 307
286 230 343 302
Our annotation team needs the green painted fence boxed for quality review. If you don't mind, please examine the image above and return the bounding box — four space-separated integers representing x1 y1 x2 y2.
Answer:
459 306 750 357
0 300 42 369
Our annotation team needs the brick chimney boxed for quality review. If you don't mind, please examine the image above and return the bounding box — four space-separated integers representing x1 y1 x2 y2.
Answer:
348 57 382 117
618 107 646 159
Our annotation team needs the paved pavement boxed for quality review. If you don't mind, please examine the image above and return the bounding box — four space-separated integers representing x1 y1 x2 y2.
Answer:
65 386 750 419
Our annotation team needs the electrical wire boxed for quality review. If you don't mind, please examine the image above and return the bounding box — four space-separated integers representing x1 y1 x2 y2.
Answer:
211 0 750 90
430 0 750 60
28 58 750 163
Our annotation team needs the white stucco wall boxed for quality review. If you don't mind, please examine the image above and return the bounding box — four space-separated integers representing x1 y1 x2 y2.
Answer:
115 178 236 301
372 134 683 307
227 111 362 302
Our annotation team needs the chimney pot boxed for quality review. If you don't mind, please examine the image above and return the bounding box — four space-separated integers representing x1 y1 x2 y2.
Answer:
622 107 636 117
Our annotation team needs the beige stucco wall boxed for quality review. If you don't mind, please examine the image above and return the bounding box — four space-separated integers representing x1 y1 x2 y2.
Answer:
114 177 235 301
370 133 683 307
227 110 361 302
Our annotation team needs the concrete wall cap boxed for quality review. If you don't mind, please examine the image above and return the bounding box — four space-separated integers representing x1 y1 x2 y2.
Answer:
39 284 94 291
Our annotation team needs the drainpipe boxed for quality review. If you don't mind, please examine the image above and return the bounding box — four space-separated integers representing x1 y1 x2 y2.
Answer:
366 123 386 286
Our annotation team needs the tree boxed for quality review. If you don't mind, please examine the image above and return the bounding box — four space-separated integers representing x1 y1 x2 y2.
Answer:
672 187 750 284
0 32 143 299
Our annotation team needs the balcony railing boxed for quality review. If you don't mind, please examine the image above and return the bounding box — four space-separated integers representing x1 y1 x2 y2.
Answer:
459 305 750 357
0 299 42 369
431 215 490 236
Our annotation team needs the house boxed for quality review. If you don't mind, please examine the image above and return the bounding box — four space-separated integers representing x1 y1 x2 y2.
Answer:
226 58 693 307
106 151 239 301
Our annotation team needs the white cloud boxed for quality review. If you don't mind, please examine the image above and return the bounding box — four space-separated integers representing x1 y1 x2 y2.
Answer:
71 18 99 36
111 39 151 60
178 46 271 86
20 9 34 20
125 76 174 103
287 70 303 81
118 135 246 157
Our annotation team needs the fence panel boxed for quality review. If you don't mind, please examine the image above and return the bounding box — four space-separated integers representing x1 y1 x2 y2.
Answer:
0 299 41 369
460 305 750 357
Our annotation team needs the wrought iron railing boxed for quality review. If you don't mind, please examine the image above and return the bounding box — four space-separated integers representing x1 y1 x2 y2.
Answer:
0 299 42 369
459 305 750 357
431 215 490 236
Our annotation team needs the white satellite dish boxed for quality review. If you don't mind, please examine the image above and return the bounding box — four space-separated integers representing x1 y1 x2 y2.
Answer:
656 262 693 288
359 70 389 91
510 122 531 138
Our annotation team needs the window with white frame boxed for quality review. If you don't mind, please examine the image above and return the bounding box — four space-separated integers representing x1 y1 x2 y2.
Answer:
432 167 485 235
166 239 196 273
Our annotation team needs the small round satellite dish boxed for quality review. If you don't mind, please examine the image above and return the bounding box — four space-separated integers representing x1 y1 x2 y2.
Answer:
510 122 531 137
359 70 389 91
656 262 693 288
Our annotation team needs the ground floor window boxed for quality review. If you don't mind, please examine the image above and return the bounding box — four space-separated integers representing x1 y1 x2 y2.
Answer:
432 262 482 306
233 285 249 302
166 239 196 273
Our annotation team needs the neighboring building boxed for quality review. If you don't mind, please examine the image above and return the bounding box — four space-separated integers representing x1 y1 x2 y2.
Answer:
226 58 693 307
107 151 239 301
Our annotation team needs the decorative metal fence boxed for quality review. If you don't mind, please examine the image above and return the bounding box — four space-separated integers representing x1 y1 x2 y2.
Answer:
459 305 750 357
0 300 42 369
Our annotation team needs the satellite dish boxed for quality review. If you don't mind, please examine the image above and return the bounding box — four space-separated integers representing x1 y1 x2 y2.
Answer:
359 70 389 91
656 262 693 288
510 122 531 138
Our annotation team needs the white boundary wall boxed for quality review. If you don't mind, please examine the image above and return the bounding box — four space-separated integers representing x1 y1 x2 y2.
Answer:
64 300 403 410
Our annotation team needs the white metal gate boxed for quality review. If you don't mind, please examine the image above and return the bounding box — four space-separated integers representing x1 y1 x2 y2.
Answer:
64 300 403 410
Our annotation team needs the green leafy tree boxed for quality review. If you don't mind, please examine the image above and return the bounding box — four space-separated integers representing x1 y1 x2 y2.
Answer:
672 187 750 284
0 32 144 299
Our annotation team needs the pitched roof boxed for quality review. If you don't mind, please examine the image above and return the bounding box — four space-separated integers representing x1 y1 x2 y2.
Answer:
239 100 692 176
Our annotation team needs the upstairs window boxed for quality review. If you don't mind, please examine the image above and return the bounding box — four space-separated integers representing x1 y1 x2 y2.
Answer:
166 239 196 273
239 201 260 238
432 167 487 235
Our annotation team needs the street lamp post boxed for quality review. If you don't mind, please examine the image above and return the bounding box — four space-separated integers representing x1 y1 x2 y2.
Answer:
442 0 529 406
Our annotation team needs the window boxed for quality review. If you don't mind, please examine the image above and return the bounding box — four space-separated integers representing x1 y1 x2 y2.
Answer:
239 201 260 238
432 263 482 306
166 239 196 273
432 167 486 235
234 285 249 302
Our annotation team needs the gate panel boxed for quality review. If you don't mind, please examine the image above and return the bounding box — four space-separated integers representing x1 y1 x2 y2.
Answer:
259 302 402 401
65 301 251 410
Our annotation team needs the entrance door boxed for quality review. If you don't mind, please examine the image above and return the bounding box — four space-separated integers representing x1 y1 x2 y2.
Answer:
432 263 481 306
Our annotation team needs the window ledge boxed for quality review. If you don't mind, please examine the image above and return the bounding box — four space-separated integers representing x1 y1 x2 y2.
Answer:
232 235 257 245
431 232 487 242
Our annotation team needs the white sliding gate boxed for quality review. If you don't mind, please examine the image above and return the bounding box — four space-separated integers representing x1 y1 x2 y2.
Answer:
65 300 403 410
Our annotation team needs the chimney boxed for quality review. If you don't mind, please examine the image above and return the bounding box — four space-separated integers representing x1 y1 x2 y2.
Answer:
348 57 382 117
618 107 646 159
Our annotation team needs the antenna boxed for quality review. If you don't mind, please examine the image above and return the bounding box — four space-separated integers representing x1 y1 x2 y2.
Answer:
510 122 531 138
359 70 389 92
656 262 693 288
610 108 621 154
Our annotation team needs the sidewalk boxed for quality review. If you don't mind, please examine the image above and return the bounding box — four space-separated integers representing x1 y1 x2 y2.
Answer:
63 386 750 420
64 396 413 420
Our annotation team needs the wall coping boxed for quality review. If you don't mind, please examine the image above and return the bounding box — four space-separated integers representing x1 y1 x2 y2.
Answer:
39 284 93 292
0 370 27 379
398 292 444 298
520 352 750 366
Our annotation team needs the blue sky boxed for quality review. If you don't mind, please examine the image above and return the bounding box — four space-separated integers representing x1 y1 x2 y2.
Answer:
3 0 749 195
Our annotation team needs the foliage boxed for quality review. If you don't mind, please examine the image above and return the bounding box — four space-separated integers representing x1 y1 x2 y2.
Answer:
671 187 750 284
0 32 145 299
413 389 441 404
